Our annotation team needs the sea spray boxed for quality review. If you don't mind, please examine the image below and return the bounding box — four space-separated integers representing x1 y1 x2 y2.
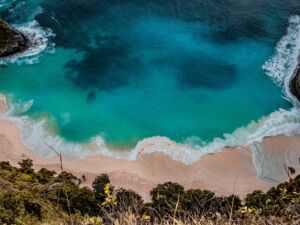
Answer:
263 15 300 104
0 3 300 165
0 20 54 65
1 94 300 164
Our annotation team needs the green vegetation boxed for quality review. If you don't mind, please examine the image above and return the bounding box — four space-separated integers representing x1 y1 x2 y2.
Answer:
0 159 299 224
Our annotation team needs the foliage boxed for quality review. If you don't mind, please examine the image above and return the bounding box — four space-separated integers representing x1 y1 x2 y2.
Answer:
18 158 34 174
92 173 113 203
115 188 144 213
150 182 185 217
36 168 56 184
0 159 299 224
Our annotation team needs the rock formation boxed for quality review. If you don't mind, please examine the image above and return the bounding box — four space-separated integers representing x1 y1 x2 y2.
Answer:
0 20 28 57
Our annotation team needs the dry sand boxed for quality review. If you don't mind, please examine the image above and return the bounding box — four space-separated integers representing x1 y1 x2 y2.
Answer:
0 100 299 201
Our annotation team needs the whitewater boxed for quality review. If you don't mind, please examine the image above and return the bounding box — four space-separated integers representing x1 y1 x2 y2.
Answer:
1 1 300 165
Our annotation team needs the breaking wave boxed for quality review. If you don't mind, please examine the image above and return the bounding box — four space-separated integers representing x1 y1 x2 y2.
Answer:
0 20 55 65
0 15 300 165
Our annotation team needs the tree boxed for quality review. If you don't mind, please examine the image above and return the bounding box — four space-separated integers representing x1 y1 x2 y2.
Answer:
115 188 144 213
92 174 113 203
51 182 97 215
150 182 185 216
18 158 34 174
36 168 56 184
183 189 217 216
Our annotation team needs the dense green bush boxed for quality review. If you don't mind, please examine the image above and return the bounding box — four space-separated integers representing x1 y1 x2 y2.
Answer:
150 182 185 216
0 158 300 224
0 190 42 224
0 161 13 171
18 158 34 174
55 171 79 183
115 188 144 213
183 189 217 216
92 173 113 203
36 168 56 184
50 182 97 215
245 190 267 209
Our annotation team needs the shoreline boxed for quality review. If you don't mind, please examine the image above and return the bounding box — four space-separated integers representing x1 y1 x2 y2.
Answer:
0 20 300 201
0 105 299 200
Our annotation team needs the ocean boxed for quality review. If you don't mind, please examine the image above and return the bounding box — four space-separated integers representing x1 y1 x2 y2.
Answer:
1 0 300 163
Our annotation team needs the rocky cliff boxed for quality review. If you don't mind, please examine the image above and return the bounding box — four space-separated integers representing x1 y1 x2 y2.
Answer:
0 20 28 57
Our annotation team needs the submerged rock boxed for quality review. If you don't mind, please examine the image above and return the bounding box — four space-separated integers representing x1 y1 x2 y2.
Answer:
0 20 28 57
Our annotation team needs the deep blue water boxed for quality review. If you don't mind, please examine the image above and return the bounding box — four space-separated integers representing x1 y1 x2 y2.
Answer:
0 0 299 149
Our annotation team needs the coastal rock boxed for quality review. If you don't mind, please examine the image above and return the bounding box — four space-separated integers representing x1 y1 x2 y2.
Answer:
0 20 28 57
290 64 300 102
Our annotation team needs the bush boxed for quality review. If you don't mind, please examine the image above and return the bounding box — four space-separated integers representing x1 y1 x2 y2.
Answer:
36 168 56 184
220 195 242 216
18 158 34 174
0 190 43 223
245 190 268 210
0 207 15 225
51 182 97 215
115 188 144 213
183 189 217 216
92 174 113 203
0 161 13 171
56 171 78 183
150 182 185 216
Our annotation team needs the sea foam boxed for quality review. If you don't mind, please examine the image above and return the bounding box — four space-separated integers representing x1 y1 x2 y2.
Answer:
263 15 300 104
1 15 300 165
0 20 55 65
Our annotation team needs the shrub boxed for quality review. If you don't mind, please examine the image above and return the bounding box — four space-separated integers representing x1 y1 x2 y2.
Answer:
183 189 217 216
18 158 34 174
220 195 242 216
56 171 78 183
0 190 43 223
0 161 13 171
36 168 56 184
245 190 267 209
150 182 185 217
115 188 144 213
51 182 97 215
0 207 15 225
92 174 113 203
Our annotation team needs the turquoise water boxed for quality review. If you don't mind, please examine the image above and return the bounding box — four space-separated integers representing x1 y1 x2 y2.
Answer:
0 0 298 149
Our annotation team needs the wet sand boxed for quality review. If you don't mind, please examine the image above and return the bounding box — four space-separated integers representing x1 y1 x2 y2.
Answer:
0 110 299 200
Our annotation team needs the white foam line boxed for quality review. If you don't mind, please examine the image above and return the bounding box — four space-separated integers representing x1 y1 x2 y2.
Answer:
263 15 300 104
1 16 300 165
1 95 300 165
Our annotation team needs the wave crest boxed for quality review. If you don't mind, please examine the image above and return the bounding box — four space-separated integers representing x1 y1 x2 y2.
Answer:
263 15 300 103
1 15 300 164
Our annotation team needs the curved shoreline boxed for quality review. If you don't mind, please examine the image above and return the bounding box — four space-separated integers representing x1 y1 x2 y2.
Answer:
0 99 299 200
0 21 300 200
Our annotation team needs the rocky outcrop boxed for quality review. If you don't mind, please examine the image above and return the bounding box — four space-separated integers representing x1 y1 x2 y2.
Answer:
290 64 300 102
0 20 28 57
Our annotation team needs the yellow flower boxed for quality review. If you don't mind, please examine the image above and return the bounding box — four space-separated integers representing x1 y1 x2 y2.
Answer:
141 214 151 222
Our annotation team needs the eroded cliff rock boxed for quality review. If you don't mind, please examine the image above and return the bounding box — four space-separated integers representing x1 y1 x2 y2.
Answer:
0 20 28 57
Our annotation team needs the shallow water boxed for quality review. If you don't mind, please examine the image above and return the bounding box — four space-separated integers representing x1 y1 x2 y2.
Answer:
0 0 299 150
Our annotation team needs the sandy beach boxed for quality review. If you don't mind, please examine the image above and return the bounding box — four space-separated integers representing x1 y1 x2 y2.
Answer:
0 98 299 201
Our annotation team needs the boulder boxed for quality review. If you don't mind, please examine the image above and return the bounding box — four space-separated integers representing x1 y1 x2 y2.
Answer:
0 20 28 57
290 65 300 102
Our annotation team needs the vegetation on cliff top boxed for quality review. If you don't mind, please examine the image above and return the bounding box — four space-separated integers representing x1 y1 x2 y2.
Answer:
0 158 299 225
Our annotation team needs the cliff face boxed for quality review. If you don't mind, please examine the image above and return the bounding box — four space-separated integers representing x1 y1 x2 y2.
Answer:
0 20 28 57
290 65 300 102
